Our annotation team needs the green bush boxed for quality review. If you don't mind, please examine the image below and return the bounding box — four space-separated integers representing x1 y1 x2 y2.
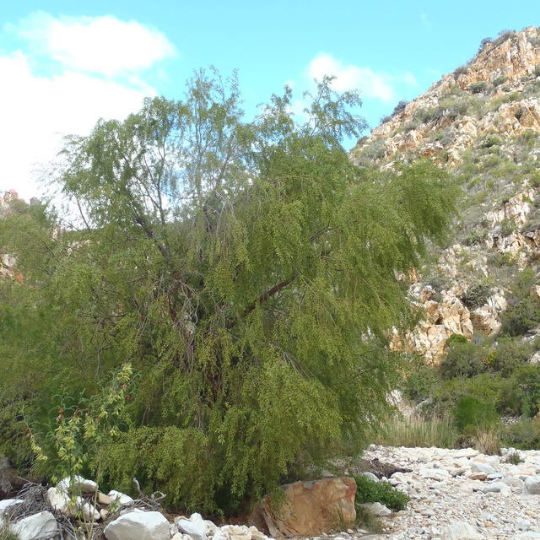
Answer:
461 284 490 309
354 475 409 511
489 338 532 376
503 418 540 449
440 341 487 380
502 297 540 336
402 356 440 402
469 82 488 94
454 396 498 432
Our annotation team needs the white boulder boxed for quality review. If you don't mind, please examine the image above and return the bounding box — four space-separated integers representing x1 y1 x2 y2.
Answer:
57 475 98 494
524 476 540 495
108 489 134 505
10 511 58 540
470 462 497 475
176 516 207 540
104 511 170 540
440 521 483 540
0 498 23 517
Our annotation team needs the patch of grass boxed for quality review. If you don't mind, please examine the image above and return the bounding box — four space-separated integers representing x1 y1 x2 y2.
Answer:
0 526 19 540
504 450 524 464
354 475 409 511
355 505 383 533
373 414 459 449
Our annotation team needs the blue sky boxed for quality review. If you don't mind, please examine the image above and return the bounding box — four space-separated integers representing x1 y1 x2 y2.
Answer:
1 1 539 199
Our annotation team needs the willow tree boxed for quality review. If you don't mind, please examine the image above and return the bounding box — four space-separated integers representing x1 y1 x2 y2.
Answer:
0 70 455 511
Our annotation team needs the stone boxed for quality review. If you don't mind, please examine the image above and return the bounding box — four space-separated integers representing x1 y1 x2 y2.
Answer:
108 489 134 505
480 482 510 494
359 502 392 516
0 498 23 517
176 517 207 540
503 475 524 488
470 462 496 475
48 486 100 521
10 511 58 540
440 521 483 540
98 491 114 505
250 477 356 537
104 511 171 540
524 475 540 494
57 474 98 494
361 472 379 482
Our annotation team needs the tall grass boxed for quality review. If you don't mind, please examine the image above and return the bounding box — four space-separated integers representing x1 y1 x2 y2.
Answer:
373 414 460 448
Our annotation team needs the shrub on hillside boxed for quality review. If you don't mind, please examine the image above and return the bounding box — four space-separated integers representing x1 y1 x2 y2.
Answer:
440 340 487 380
402 355 440 402
469 82 488 94
461 283 490 309
502 297 540 336
489 338 532 376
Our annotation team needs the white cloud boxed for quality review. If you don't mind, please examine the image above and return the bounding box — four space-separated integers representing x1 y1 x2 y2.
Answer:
6 11 176 76
307 53 417 103
0 12 175 201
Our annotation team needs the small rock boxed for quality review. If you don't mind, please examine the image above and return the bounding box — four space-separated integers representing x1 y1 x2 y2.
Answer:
177 517 207 540
98 491 114 505
362 472 379 482
524 476 540 495
104 511 170 540
108 489 134 505
359 502 392 516
471 462 496 475
57 475 98 494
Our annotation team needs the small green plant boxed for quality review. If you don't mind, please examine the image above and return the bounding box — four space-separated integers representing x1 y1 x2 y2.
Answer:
354 475 409 511
504 450 524 464
355 505 383 533
0 525 19 540
515 107 524 121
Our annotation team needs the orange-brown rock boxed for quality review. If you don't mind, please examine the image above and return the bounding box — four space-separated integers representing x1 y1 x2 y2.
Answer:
250 477 356 537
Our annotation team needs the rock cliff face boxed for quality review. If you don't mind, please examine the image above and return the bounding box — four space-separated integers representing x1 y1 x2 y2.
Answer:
0 190 19 280
352 27 540 363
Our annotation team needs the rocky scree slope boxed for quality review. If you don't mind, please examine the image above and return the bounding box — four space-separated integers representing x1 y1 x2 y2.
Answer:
351 26 540 363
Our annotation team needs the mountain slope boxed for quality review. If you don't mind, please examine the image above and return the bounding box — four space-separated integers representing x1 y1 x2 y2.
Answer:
352 26 540 363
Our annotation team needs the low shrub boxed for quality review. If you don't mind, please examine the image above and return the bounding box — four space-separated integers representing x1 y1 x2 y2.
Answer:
354 474 409 511
493 76 508 87
469 82 488 94
461 284 490 309
502 297 540 336
504 450 524 464
503 418 540 449
402 356 440 402
440 341 487 380
454 396 498 432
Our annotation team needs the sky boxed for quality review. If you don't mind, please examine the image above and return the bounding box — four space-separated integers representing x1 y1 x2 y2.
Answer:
0 1 539 201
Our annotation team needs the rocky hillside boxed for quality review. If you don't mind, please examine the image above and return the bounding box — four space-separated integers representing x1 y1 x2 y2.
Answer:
352 26 540 363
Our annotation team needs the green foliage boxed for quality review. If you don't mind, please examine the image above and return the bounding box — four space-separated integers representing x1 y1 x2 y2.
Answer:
504 450 523 464
355 506 382 533
502 269 540 336
374 414 459 449
0 70 457 512
504 418 540 449
469 82 488 94
402 356 440 402
489 338 532 376
354 475 409 511
461 284 490 309
440 340 487 380
493 76 508 87
454 396 498 432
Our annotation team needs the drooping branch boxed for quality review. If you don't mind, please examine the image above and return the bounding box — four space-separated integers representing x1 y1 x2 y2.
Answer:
226 273 298 329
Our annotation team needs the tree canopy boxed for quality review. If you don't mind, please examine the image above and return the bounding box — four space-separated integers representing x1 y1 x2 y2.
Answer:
0 70 456 512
